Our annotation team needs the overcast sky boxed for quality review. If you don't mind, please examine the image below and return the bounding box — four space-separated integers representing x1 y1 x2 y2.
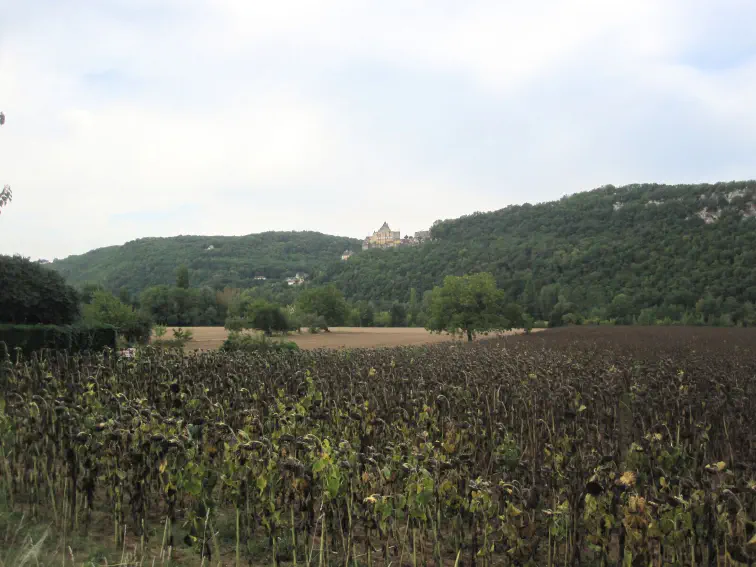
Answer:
1 0 755 260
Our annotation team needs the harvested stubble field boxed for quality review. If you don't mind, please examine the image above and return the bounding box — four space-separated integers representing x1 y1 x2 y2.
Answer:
170 326 537 351
2 326 756 566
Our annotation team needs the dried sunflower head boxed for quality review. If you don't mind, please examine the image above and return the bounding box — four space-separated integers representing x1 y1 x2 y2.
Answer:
617 471 637 488
628 495 646 513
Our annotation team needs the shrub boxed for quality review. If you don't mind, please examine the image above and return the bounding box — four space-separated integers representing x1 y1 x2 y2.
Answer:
220 331 299 353
300 313 328 333
0 324 116 358
152 327 194 350
224 316 246 332
374 311 391 327
120 311 153 344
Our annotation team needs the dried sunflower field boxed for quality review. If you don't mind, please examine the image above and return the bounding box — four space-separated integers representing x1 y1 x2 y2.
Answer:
1 326 755 566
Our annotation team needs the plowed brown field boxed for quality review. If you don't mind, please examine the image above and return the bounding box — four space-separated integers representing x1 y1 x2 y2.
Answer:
159 326 538 351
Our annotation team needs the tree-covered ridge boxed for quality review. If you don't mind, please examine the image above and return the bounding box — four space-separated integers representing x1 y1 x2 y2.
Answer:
50 231 362 294
319 181 756 323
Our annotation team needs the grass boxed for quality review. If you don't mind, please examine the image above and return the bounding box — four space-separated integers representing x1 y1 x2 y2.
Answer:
0 492 289 566
0 500 184 567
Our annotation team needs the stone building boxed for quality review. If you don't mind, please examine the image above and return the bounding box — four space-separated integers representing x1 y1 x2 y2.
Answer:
362 222 401 250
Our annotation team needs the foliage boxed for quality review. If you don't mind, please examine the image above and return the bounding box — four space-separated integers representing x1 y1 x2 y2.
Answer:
244 300 289 336
0 185 11 214
172 327 193 343
49 232 362 294
298 313 328 333
389 302 408 327
82 290 153 344
0 255 80 325
296 284 348 327
152 327 194 349
357 301 374 327
79 282 106 304
0 327 754 565
373 310 391 327
226 295 289 335
0 324 116 357
220 331 299 353
224 316 246 332
426 272 511 341
319 181 756 325
175 264 190 289
139 284 226 327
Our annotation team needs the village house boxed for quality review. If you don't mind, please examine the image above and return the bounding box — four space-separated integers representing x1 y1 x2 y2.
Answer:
285 272 308 286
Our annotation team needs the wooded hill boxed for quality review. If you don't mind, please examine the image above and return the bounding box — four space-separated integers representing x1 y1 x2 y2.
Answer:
318 181 756 323
50 181 756 325
50 232 362 294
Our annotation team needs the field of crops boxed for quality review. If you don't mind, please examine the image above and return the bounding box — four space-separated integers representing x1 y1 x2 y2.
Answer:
2 327 756 566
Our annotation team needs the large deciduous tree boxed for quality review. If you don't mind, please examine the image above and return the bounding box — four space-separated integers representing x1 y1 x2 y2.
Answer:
245 299 289 335
82 289 153 344
296 284 348 327
426 272 515 341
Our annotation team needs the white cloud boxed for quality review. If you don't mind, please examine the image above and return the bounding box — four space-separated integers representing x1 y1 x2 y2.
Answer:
0 0 755 259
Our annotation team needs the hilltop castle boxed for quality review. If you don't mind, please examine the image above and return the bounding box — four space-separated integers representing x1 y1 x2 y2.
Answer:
362 222 430 250
362 222 401 250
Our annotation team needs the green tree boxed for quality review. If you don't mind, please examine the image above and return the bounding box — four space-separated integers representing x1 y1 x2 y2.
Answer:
408 288 420 326
607 293 633 324
743 302 756 327
118 286 132 306
176 264 190 289
79 282 106 304
374 311 391 327
357 301 374 327
245 300 289 335
426 272 509 342
389 302 408 327
501 302 525 328
637 307 657 326
296 285 348 327
140 284 225 326
82 290 152 344
0 255 80 324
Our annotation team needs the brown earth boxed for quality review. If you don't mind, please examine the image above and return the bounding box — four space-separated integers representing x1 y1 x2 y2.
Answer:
158 326 539 351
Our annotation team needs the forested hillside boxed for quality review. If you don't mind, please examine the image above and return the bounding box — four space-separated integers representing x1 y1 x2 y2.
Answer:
51 232 362 294
319 181 756 324
49 181 756 326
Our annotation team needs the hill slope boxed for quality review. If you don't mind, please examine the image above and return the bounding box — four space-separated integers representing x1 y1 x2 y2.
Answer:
51 232 362 294
319 181 756 322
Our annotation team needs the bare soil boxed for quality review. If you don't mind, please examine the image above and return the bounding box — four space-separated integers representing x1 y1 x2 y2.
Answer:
159 326 538 351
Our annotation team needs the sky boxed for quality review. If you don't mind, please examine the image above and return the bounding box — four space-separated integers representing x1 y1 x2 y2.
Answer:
1 0 755 260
